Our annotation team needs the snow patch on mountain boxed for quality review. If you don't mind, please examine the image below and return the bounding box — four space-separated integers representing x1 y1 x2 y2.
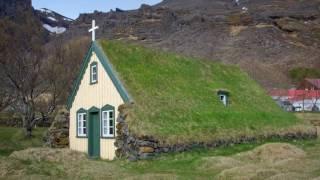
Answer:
64 17 73 21
36 8 73 35
39 8 53 14
43 24 66 34
48 16 57 22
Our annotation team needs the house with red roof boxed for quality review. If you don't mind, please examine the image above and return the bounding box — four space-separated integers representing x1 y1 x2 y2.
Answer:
269 79 320 112
298 78 320 90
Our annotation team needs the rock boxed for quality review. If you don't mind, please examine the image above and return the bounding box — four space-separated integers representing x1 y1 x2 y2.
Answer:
44 108 69 148
117 116 125 123
275 17 306 32
136 140 155 147
162 147 169 153
115 8 125 13
139 146 154 153
140 4 152 12
115 149 124 158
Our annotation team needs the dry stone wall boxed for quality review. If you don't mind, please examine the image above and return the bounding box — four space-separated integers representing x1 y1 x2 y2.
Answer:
115 104 318 161
44 108 69 148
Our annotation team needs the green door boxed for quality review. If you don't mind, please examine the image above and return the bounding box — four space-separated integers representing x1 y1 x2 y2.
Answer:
88 112 100 158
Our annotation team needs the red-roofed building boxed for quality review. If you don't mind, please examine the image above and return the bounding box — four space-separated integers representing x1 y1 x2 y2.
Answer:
269 78 320 111
298 78 320 90
269 88 320 112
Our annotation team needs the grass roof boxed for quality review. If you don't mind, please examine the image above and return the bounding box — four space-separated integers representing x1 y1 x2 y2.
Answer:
99 40 305 144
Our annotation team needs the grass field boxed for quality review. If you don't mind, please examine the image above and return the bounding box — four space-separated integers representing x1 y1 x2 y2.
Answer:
0 127 46 156
100 40 306 144
0 126 319 179
295 113 320 122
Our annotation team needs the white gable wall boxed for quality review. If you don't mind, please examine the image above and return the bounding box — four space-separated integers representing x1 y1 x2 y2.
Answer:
69 52 124 160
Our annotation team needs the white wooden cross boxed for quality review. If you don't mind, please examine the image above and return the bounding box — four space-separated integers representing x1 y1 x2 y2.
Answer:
89 20 99 41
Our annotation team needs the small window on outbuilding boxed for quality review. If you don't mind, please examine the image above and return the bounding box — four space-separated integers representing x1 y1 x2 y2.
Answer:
217 90 229 106
90 62 98 84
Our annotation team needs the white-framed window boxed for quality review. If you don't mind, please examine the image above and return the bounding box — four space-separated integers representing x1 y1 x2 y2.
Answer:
101 110 115 137
77 113 87 137
217 90 229 107
220 95 227 106
90 63 97 84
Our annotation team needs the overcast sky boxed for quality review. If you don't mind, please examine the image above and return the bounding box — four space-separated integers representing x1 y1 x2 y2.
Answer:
32 0 162 19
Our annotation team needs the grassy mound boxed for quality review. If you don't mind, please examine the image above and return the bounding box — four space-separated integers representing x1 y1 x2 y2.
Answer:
237 143 306 163
100 40 307 144
201 143 312 179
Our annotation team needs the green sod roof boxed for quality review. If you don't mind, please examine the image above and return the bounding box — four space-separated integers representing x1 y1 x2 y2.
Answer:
97 40 304 144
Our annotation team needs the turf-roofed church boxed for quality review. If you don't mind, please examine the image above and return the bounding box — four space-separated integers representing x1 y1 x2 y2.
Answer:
67 20 312 160
67 20 131 159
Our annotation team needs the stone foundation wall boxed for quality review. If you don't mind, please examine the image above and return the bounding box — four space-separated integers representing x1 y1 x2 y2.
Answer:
44 109 69 148
114 104 318 161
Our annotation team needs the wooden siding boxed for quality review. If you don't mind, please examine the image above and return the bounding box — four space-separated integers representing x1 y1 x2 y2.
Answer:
69 52 124 160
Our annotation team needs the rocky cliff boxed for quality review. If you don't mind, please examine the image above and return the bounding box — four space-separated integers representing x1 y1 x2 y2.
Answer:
2 0 319 87
63 0 320 88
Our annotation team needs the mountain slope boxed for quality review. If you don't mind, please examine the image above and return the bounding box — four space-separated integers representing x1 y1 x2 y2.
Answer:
35 8 73 34
0 0 32 17
0 0 73 38
63 0 320 88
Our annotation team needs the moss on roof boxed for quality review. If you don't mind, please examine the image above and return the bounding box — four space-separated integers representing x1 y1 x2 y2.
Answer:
99 40 305 144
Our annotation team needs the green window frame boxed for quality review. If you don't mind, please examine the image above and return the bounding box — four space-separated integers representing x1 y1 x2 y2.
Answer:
90 62 98 85
77 108 87 138
101 104 115 138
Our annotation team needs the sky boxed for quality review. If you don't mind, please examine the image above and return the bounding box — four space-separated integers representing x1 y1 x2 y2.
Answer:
32 0 162 19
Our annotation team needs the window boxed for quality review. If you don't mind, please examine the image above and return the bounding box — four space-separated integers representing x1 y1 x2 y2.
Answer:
90 62 98 84
102 110 114 137
217 90 229 107
220 95 227 106
77 112 87 137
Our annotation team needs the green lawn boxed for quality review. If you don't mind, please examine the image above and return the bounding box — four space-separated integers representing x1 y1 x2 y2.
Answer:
100 40 306 144
0 127 46 156
0 126 319 179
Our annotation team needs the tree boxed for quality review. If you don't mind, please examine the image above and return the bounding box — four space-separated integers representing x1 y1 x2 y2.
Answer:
311 81 320 111
0 14 56 137
0 9 91 137
44 36 91 105
0 85 15 112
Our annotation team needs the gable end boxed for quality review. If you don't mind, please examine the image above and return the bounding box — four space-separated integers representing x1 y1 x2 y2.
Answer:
67 41 131 110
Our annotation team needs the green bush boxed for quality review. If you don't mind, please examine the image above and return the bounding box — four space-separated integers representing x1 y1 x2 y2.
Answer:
289 67 320 83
